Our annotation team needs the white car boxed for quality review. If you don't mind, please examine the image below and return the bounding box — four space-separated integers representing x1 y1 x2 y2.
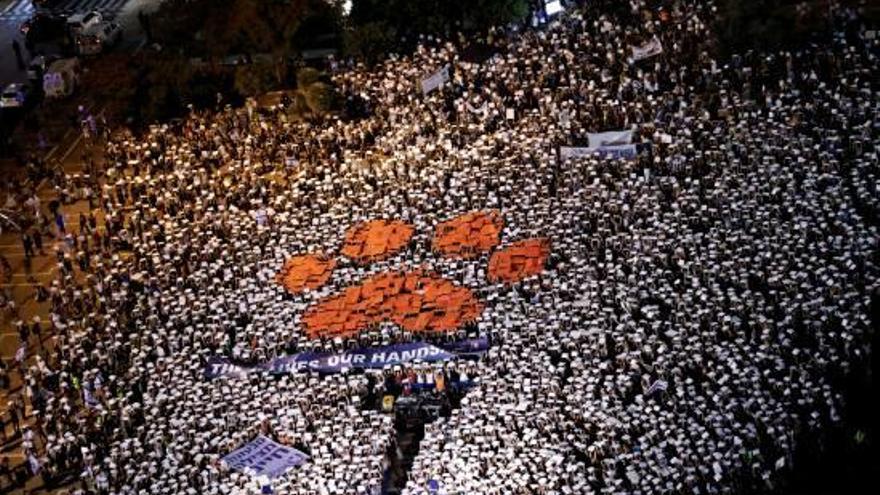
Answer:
76 22 123 55
0 83 33 108
66 10 103 36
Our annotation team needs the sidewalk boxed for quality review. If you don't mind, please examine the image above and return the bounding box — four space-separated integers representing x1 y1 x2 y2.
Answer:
1 133 106 356
0 131 108 495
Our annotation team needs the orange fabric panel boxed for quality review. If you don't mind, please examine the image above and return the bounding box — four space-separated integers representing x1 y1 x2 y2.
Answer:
432 210 504 259
488 238 551 284
275 254 336 294
303 270 483 339
341 219 415 263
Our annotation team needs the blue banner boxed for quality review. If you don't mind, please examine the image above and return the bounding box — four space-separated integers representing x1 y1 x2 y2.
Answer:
205 340 488 380
438 337 490 356
205 356 251 380
593 144 639 160
222 435 309 479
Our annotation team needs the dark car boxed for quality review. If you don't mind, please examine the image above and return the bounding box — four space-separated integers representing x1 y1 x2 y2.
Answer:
20 13 67 45
32 0 67 8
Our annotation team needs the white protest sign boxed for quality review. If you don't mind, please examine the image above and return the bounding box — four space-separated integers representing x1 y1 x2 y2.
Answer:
631 37 664 62
420 65 451 95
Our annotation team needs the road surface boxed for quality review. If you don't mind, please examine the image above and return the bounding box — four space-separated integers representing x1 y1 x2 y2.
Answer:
0 0 163 85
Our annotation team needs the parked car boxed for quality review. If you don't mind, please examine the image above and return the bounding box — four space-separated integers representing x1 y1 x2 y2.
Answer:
20 12 67 44
27 54 61 81
0 83 33 108
75 22 122 56
66 10 103 36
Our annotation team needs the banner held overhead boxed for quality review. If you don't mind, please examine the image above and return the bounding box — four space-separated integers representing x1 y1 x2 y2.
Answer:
222 435 309 479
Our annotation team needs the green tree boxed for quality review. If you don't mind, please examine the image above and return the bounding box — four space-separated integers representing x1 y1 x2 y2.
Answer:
234 61 278 97
296 67 322 88
346 0 527 59
291 92 310 115
141 54 193 122
303 81 338 114
464 0 528 31
218 0 309 84
343 21 397 63
715 0 831 56
291 67 339 116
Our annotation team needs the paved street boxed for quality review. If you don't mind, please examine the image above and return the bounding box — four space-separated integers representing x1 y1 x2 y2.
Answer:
0 0 131 22
0 133 105 493
0 0 153 359
0 0 162 85
0 2 164 493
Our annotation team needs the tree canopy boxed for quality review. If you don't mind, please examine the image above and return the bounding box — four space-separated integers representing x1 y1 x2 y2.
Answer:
121 0 532 125
715 0 831 56
155 0 339 59
343 0 527 63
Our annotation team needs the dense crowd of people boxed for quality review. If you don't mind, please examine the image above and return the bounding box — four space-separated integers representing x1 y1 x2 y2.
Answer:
1 0 877 493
